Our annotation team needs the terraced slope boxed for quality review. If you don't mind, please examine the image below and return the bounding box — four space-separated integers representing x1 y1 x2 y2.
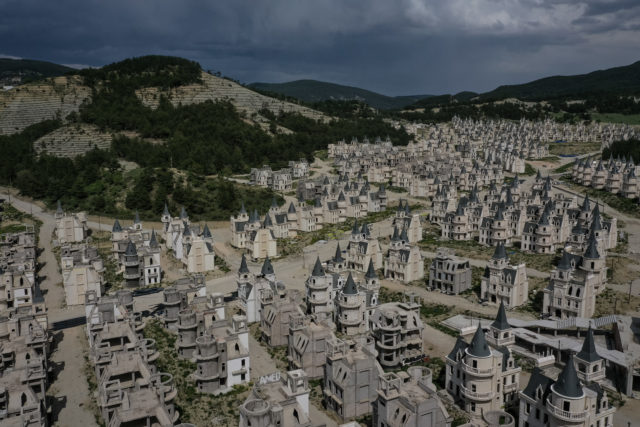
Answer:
136 72 326 121
0 76 90 135
33 124 112 158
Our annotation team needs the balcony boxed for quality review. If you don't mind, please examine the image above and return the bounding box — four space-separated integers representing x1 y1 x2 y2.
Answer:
460 361 494 377
460 385 494 400
503 382 518 393
546 399 587 422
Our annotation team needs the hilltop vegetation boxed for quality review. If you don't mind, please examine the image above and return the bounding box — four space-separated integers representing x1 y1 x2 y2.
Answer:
1 56 407 219
0 58 74 84
250 79 432 110
602 139 640 163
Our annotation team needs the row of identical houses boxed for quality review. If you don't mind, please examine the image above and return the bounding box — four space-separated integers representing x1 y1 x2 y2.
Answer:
250 160 310 191
439 172 617 255
230 173 388 260
572 156 640 200
0 213 50 425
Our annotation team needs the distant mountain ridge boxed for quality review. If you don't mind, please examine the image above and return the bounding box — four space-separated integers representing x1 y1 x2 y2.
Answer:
479 60 640 101
0 58 74 85
249 79 433 110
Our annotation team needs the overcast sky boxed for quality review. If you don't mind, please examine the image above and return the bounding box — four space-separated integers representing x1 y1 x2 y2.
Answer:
1 0 639 95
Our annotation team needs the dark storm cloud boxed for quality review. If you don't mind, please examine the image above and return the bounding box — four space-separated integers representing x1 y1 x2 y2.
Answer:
1 0 638 94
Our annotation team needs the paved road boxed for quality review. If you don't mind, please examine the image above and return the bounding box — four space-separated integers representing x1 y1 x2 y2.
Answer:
0 191 99 426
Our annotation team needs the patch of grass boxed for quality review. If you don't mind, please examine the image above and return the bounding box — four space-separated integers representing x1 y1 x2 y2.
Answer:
549 141 601 156
522 163 537 176
215 255 231 273
143 319 251 426
591 113 640 125
386 185 408 193
553 162 575 174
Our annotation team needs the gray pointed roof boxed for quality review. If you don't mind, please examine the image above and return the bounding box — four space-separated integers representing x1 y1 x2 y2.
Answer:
288 202 296 214
491 301 510 330
581 195 591 212
261 257 274 276
314 197 322 208
263 214 273 228
239 253 250 274
365 259 378 280
163 203 170 217
149 230 159 249
492 242 508 260
125 240 137 256
338 191 346 202
553 354 583 398
312 256 324 276
202 224 212 238
467 324 491 358
240 201 247 214
584 233 600 259
494 206 504 221
351 219 360 235
391 226 400 241
557 250 574 271
180 206 188 219
360 222 370 237
399 227 409 242
343 273 357 295
112 219 123 233
333 243 344 262
576 326 601 363
591 205 602 231
134 211 141 224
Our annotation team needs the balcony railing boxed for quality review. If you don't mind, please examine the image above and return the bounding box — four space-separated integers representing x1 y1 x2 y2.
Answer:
460 385 494 400
546 399 587 422
460 361 494 376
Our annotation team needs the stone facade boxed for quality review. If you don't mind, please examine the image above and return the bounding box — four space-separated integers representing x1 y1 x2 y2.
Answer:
287 314 335 380
239 370 312 427
369 294 424 369
384 226 424 284
518 357 616 427
54 201 87 244
480 243 529 308
323 336 383 421
428 248 472 294
60 243 105 306
445 323 521 418
374 366 451 427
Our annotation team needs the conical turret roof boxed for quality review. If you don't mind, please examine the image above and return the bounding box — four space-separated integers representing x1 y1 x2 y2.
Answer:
149 230 159 249
239 253 250 274
365 259 378 280
312 256 324 276
467 324 491 357
491 301 510 330
333 243 344 262
239 201 247 214
553 354 583 398
288 202 296 214
584 233 600 259
343 273 358 295
492 242 508 260
261 257 274 276
576 325 601 363
125 240 137 256
163 203 170 217
202 224 212 238
351 219 359 235
112 219 122 233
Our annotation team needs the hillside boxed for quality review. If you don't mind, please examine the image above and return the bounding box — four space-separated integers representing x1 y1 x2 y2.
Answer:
409 60 640 110
0 58 74 86
250 79 432 110
480 60 640 101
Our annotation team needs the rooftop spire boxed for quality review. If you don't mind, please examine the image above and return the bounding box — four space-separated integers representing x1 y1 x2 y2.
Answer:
312 256 324 276
365 259 378 280
553 354 583 398
491 301 510 330
343 273 357 295
239 253 250 274
576 325 601 363
467 324 491 357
